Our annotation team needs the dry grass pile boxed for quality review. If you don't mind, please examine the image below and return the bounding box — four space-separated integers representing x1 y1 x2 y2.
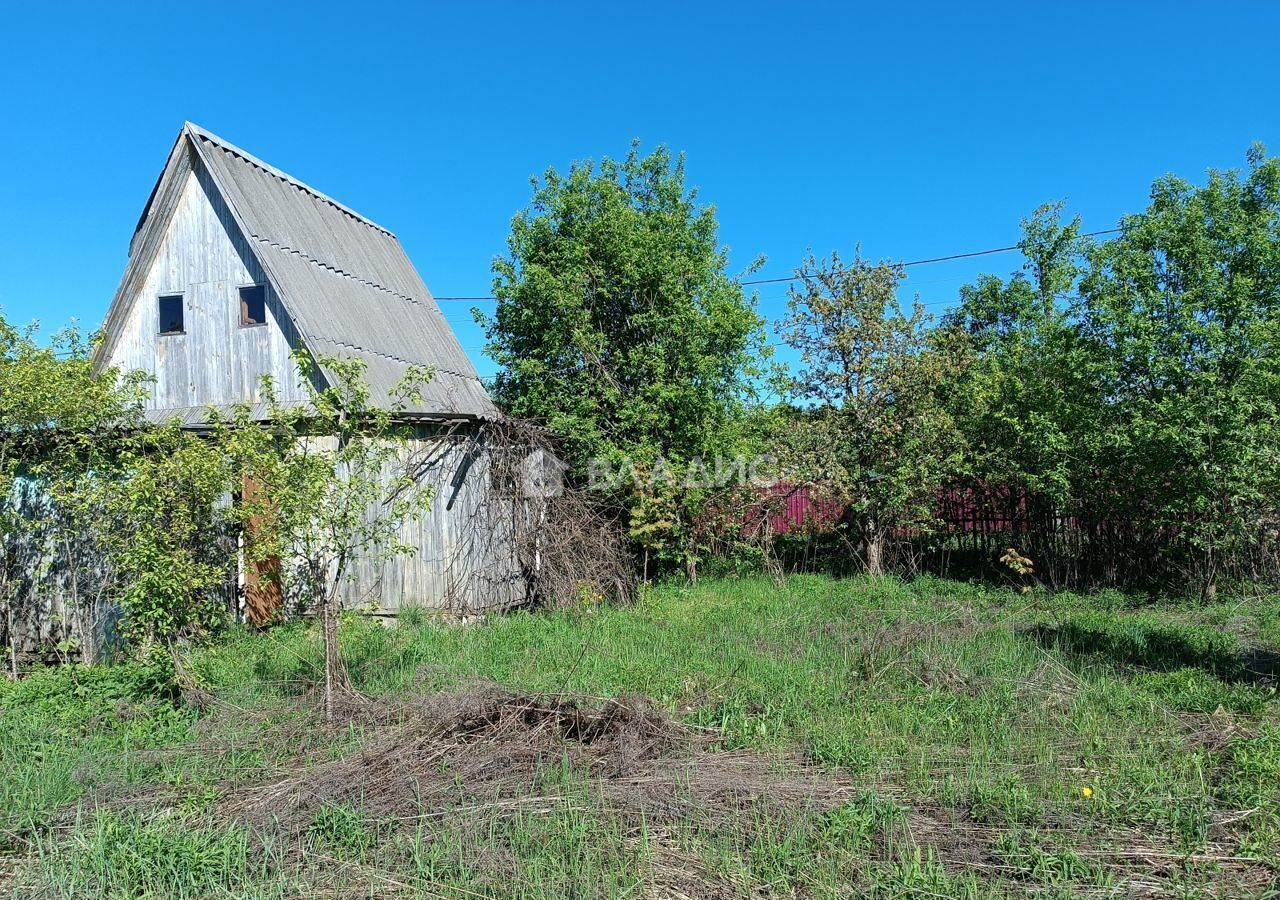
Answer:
218 685 690 840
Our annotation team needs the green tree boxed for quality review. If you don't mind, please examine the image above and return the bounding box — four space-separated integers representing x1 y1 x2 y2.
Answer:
481 144 770 571
778 251 962 575
219 356 435 721
941 205 1106 581
1081 145 1280 596
80 424 236 662
0 316 147 673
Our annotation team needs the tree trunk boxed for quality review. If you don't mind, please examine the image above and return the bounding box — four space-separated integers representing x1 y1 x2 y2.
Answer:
5 584 16 681
322 590 343 724
62 535 91 666
1200 545 1218 603
865 524 885 577
685 535 698 585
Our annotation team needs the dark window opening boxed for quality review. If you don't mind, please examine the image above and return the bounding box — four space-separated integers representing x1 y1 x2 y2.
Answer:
158 294 184 335
240 284 266 327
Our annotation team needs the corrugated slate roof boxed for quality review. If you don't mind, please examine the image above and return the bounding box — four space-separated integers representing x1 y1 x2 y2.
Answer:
184 122 496 420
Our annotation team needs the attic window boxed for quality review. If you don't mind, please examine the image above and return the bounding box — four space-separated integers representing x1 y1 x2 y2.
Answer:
158 294 184 335
239 284 266 327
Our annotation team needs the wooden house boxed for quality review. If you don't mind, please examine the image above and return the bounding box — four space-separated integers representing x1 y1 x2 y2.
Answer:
7 123 527 658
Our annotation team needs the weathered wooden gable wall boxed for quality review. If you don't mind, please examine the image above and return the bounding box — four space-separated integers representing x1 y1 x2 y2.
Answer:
101 157 314 416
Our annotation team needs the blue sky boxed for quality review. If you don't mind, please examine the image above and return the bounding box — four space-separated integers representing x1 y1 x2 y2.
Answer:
2 1 1277 380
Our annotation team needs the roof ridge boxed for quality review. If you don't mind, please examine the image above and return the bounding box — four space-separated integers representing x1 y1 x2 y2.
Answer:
183 121 397 238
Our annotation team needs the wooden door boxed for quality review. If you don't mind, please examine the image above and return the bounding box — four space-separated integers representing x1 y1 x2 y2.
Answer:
242 472 283 626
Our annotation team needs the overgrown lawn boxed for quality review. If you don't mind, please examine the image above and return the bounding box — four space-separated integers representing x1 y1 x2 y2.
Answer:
3 575 1278 897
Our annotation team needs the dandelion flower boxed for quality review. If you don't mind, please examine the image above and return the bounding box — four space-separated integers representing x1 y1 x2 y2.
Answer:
1081 786 1094 799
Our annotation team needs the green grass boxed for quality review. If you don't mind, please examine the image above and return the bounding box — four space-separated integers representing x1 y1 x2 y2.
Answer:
24 810 282 900
3 574 1278 897
0 664 196 844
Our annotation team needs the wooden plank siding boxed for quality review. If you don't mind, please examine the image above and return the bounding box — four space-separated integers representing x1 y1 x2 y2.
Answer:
326 427 526 616
101 164 314 413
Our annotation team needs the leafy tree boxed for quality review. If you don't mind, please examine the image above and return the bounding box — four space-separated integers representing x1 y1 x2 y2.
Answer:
1081 145 1280 596
0 313 238 671
80 424 236 663
0 316 147 673
778 251 962 575
482 144 770 572
940 205 1107 580
627 480 683 582
219 356 435 721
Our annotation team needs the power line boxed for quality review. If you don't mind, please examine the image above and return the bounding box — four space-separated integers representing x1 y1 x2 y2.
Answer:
431 229 1122 301
442 293 964 327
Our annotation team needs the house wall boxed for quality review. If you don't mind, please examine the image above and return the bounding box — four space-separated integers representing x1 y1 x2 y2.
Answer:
100 163 314 415
3 426 529 661
322 425 528 616
1 477 121 664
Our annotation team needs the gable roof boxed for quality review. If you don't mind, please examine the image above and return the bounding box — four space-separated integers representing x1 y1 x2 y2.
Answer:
97 122 497 421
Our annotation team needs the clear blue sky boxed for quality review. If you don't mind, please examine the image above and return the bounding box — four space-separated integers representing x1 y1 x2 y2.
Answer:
2 1 1277 380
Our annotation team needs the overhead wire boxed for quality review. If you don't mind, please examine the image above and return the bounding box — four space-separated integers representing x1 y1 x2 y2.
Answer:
431 228 1122 302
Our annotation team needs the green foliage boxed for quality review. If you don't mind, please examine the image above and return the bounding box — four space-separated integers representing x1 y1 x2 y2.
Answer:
0 317 147 469
1030 609 1249 676
30 810 267 899
0 315 148 667
0 659 173 713
218 354 436 614
1082 145 1280 593
0 310 244 662
477 142 1280 591
0 661 194 839
626 479 688 573
6 575 1279 896
966 777 1045 826
483 143 770 569
935 149 1280 592
307 803 379 859
486 143 768 468
79 424 236 658
777 251 963 572
1213 723 1280 854
992 831 1113 887
820 793 906 850
766 147 1280 592
866 850 987 898
196 574 1278 840
942 202 1100 509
